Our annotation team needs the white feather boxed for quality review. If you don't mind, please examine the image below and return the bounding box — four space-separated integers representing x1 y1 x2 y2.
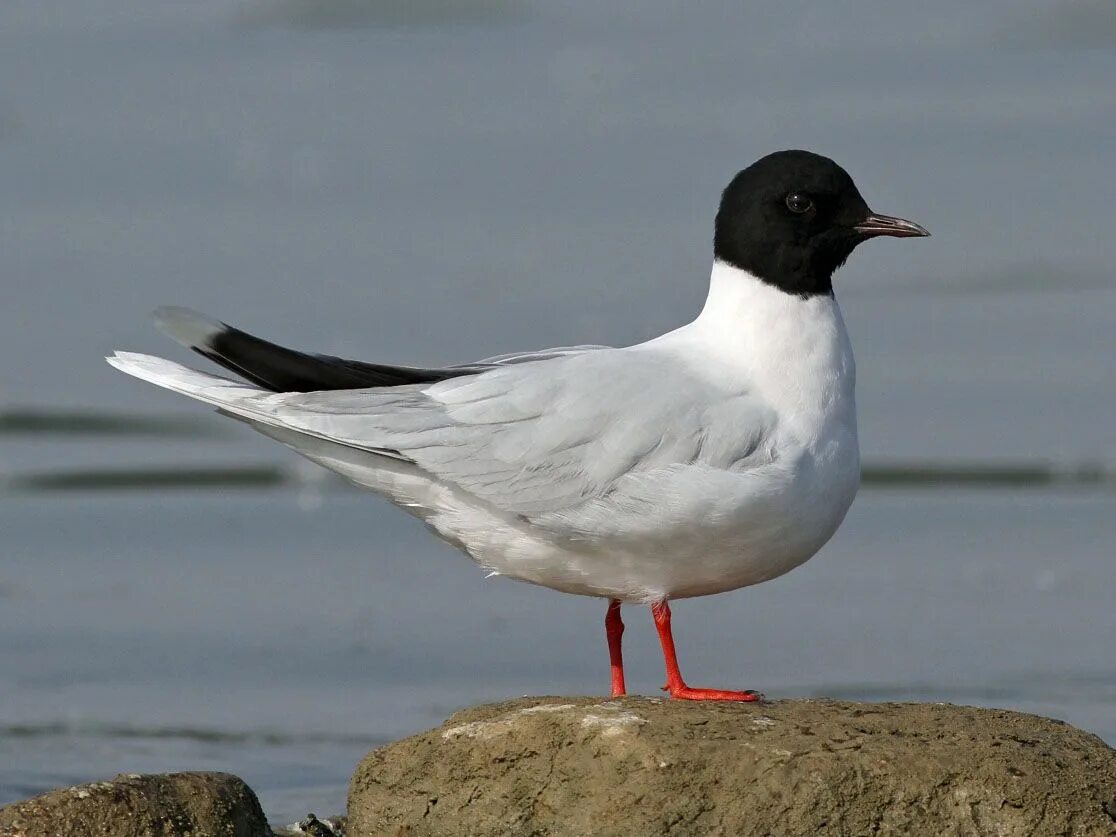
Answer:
107 262 859 603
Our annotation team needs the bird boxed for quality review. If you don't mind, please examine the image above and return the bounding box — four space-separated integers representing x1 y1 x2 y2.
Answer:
108 150 928 702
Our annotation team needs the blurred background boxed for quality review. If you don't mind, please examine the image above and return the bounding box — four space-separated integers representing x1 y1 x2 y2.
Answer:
1 0 1114 825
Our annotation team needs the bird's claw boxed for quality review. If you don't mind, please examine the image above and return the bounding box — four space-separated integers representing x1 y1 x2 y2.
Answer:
661 683 764 702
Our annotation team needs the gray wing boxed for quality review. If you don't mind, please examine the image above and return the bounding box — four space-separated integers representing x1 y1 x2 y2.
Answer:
266 348 775 519
471 345 611 366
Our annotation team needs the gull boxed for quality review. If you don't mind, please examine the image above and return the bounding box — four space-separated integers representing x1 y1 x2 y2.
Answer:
108 150 928 701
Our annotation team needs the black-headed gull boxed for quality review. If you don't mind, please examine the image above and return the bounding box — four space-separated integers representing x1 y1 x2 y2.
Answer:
108 150 928 701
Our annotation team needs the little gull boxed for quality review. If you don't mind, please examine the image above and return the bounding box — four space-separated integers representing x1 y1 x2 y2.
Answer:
108 150 928 701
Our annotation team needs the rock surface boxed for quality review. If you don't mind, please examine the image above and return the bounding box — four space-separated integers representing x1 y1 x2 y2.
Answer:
0 771 271 837
349 696 1116 837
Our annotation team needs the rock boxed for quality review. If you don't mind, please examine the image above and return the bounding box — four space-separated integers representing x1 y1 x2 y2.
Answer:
348 697 1116 837
0 771 271 837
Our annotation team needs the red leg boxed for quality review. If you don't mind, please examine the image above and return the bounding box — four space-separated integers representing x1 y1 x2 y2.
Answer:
605 599 626 697
651 601 761 702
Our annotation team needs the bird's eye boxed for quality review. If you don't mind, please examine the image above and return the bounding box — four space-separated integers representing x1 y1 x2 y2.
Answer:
785 192 813 214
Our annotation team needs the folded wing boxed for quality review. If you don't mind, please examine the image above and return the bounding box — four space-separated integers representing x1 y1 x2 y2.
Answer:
107 348 773 521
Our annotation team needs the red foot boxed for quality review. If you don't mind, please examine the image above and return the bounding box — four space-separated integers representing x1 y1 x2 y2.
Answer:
663 684 763 702
652 600 762 703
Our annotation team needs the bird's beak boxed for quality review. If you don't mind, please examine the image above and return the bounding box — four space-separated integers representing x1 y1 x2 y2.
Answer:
854 213 930 238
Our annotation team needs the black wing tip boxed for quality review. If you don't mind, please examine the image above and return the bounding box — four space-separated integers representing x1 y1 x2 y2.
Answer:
151 306 476 393
153 306 226 350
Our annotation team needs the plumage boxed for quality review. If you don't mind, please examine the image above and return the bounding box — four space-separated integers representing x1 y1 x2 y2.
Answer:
108 261 855 602
107 149 928 700
154 305 479 392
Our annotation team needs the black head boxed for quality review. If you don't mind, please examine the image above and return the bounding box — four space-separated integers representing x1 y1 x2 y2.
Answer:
713 150 929 298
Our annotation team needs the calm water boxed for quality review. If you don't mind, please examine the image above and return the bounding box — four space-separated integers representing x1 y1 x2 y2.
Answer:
2 487 1114 823
2 0 1115 826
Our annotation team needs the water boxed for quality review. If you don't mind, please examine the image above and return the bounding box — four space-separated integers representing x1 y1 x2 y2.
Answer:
2 488 1114 823
2 0 1115 826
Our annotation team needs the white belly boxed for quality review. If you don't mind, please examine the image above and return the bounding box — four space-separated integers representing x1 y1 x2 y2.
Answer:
421 424 861 603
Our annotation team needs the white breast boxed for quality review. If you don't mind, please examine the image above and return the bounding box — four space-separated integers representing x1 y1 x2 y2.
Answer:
441 262 862 602
610 261 862 598
665 261 858 435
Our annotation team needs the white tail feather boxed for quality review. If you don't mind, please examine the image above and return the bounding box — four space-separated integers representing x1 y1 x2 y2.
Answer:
107 352 258 403
105 352 383 456
107 350 283 425
106 351 291 437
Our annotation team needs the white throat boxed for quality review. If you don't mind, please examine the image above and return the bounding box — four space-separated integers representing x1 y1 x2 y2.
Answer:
676 261 858 445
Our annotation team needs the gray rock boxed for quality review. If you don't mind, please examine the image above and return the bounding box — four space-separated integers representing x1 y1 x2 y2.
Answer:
348 697 1116 837
0 771 271 837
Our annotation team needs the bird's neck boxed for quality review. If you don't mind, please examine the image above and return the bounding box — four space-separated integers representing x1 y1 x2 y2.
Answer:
689 261 857 434
698 260 834 327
